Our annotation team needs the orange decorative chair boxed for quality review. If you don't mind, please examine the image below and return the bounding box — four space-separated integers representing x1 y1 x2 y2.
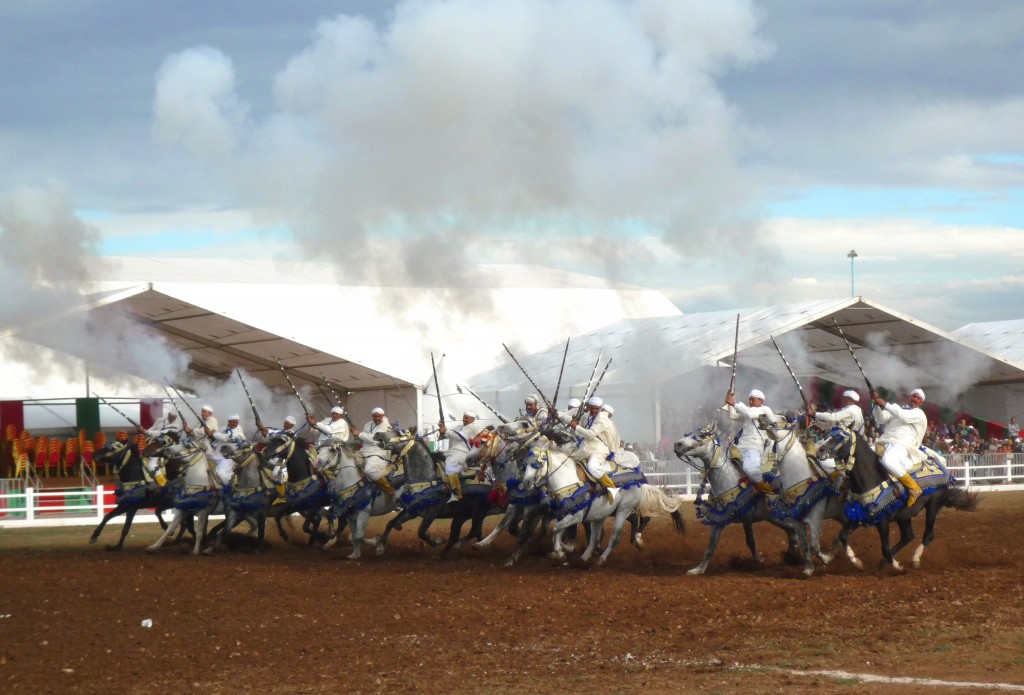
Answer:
65 439 79 477
49 439 63 477
35 437 48 477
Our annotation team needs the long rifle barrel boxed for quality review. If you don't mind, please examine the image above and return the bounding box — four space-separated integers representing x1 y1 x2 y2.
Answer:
169 385 203 422
458 384 509 424
769 336 809 408
92 392 141 429
275 357 312 419
162 386 189 426
832 318 874 393
430 352 445 425
729 314 740 394
235 369 263 427
502 343 552 408
550 338 570 412
575 351 604 420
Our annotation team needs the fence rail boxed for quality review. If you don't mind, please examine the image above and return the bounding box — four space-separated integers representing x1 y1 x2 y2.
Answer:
2 452 1023 528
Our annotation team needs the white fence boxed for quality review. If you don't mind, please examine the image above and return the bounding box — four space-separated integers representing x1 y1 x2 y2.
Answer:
2 452 1023 528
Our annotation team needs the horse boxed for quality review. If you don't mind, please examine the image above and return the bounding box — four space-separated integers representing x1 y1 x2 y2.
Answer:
318 438 404 559
673 422 813 576
519 442 685 568
815 426 978 571
759 418 862 570
263 433 331 546
373 428 500 558
88 436 185 551
469 421 553 565
145 439 218 555
204 440 277 554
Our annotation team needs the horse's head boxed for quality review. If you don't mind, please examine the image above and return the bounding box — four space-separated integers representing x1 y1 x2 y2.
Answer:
374 427 414 452
142 433 177 458
816 425 854 463
218 440 255 462
674 422 719 461
500 419 536 439
518 447 548 491
262 434 296 465
94 439 132 464
759 414 798 443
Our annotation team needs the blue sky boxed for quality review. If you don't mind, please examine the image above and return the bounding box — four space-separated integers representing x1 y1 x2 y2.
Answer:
1 0 1023 332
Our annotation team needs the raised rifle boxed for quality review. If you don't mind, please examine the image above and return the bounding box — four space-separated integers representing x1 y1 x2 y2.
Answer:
430 352 445 426
832 318 874 393
162 385 189 426
92 392 141 429
236 369 264 430
275 357 313 420
502 343 552 409
457 383 509 424
548 337 570 424
769 336 810 409
728 313 740 395
575 351 604 421
320 372 356 430
169 385 205 427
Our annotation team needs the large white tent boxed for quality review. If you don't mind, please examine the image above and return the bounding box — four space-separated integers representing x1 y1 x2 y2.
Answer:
1 256 682 432
466 297 1024 444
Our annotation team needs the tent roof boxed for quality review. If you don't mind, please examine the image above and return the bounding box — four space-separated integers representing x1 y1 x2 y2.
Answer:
467 297 1024 395
952 319 1024 365
84 284 405 393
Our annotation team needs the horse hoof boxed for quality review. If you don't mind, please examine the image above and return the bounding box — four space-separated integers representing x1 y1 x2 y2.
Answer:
820 553 834 565
802 567 814 578
202 548 214 556
104 545 121 552
596 558 607 568
88 537 98 545
851 559 864 571
346 553 360 560
375 545 387 556
912 558 921 569
145 546 158 553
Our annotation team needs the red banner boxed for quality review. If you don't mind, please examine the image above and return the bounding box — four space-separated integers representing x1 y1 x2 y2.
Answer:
0 401 25 437
139 399 163 429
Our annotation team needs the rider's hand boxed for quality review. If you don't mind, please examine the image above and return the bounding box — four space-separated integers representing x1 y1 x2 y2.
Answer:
724 391 736 407
806 404 817 416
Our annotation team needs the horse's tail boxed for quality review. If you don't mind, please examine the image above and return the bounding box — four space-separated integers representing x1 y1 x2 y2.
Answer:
945 486 980 512
637 484 685 519
669 508 686 535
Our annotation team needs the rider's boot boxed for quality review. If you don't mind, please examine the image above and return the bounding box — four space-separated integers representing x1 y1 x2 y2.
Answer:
447 473 463 503
375 476 395 501
597 474 618 505
899 473 923 506
754 479 775 495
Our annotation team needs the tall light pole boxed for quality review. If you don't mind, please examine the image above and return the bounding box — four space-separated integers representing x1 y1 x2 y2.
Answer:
847 249 858 297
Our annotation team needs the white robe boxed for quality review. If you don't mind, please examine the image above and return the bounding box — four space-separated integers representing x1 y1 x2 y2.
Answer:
443 421 484 475
357 417 392 480
874 403 927 477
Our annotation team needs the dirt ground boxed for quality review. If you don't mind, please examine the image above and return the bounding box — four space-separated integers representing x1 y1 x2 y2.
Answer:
1 491 1023 694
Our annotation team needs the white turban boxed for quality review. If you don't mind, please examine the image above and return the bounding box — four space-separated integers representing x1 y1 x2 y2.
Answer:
842 390 860 402
371 407 385 415
202 404 214 413
227 414 240 421
330 406 345 415
603 404 615 416
567 398 581 409
284 415 296 425
587 396 603 407
911 388 926 402
748 389 765 401
524 394 538 405
463 410 478 419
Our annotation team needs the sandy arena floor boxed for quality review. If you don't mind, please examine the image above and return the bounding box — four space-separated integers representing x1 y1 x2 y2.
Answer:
1 490 1022 694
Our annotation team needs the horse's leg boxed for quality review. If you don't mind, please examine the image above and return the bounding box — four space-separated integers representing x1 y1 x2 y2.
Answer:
911 497 941 568
254 512 267 553
376 509 412 556
89 505 127 545
417 507 445 548
147 510 184 551
107 508 138 551
207 508 236 554
803 503 828 565
579 518 603 562
688 524 725 575
461 499 487 544
192 507 211 555
889 511 918 559
596 508 632 567
550 513 581 562
740 518 765 569
874 519 901 572
346 511 370 560
475 506 514 550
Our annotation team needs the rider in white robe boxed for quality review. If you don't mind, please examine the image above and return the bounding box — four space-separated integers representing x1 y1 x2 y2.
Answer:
570 396 619 503
254 416 299 484
183 405 219 454
723 389 775 494
308 406 351 446
872 388 927 505
617 442 641 469
522 394 549 427
439 411 484 502
138 411 181 481
807 390 865 476
352 408 394 495
210 415 246 488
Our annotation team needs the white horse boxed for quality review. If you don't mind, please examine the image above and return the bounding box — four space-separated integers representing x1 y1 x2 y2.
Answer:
520 446 685 567
146 440 217 555
673 422 813 576
759 418 862 570
471 420 555 566
318 440 403 559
